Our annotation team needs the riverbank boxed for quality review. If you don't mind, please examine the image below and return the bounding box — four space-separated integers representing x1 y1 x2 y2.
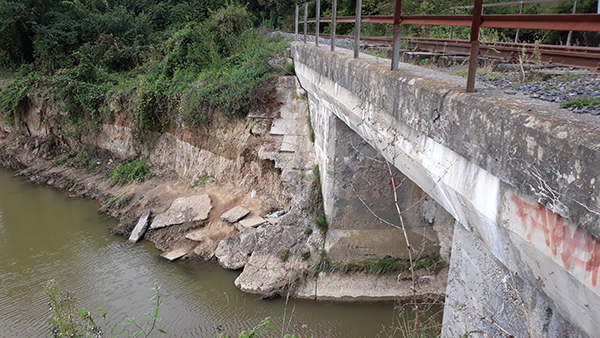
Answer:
0 75 448 302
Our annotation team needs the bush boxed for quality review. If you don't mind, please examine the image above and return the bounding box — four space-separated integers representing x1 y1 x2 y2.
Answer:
107 159 152 186
0 76 33 125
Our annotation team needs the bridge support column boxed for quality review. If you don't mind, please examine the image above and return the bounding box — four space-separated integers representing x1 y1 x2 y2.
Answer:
442 220 586 338
308 94 454 263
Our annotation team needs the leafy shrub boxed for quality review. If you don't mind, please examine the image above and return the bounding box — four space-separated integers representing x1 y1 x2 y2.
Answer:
0 76 33 125
107 159 152 186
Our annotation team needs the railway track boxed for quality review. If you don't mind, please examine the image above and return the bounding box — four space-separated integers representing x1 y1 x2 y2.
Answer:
295 33 600 70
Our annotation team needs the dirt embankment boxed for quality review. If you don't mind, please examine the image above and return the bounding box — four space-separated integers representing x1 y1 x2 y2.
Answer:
0 76 324 297
0 75 449 302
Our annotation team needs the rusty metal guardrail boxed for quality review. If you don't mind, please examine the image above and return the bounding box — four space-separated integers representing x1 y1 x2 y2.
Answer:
294 0 600 93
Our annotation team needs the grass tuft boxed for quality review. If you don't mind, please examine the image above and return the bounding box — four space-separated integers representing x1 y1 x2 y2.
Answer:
560 96 600 109
107 159 152 186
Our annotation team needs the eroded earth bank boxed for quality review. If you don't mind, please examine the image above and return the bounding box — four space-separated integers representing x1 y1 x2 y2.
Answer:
0 75 452 302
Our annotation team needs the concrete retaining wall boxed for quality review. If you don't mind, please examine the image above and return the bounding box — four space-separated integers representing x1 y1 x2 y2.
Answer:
292 42 600 337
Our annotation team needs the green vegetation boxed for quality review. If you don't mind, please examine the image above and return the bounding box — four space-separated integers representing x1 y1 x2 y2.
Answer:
108 194 135 209
315 213 328 233
560 70 584 82
304 228 313 235
0 1 290 147
45 280 166 338
310 251 443 277
560 96 600 109
192 173 213 188
301 251 311 261
107 159 152 186
278 249 291 262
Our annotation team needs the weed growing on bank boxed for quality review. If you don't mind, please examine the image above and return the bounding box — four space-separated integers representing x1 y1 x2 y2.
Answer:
45 280 166 338
309 253 443 276
107 159 152 186
560 96 600 109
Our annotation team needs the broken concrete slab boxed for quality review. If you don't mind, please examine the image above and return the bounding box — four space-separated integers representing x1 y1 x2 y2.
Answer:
267 217 279 225
150 194 212 229
185 228 206 242
128 211 152 243
239 216 267 228
160 248 188 261
221 206 250 223
280 135 298 153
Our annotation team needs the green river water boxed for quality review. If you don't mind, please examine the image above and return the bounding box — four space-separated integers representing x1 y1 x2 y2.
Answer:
0 168 415 337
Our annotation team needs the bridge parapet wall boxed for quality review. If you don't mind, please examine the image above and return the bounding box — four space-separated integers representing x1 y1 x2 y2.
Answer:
292 42 600 337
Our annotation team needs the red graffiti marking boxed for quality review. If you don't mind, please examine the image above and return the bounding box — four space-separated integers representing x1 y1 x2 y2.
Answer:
511 194 600 287
586 244 600 287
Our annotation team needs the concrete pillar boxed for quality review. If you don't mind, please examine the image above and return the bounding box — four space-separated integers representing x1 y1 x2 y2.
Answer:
442 224 587 338
307 96 453 263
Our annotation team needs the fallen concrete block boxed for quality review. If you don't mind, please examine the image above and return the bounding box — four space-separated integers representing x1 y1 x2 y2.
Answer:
151 194 212 229
128 211 152 243
185 228 206 242
160 248 188 261
239 216 267 228
221 206 250 223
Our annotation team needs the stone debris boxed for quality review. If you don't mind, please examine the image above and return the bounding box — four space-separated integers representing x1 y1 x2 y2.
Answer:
266 217 279 225
238 216 267 228
128 211 151 243
160 248 188 261
266 210 285 218
185 228 206 242
150 194 212 229
220 206 250 223
215 228 259 270
193 245 214 260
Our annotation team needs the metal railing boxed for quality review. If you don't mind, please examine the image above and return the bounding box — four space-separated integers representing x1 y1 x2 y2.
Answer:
294 0 600 93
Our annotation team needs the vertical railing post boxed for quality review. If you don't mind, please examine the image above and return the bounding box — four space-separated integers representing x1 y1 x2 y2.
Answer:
316 0 320 46
449 9 455 39
514 3 523 43
331 0 337 51
304 2 308 44
295 4 299 42
566 0 578 46
450 9 456 40
392 0 403 71
354 0 362 58
466 0 483 93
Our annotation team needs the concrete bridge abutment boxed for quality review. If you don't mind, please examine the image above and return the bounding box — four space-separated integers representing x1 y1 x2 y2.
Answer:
292 42 600 337
308 95 454 263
